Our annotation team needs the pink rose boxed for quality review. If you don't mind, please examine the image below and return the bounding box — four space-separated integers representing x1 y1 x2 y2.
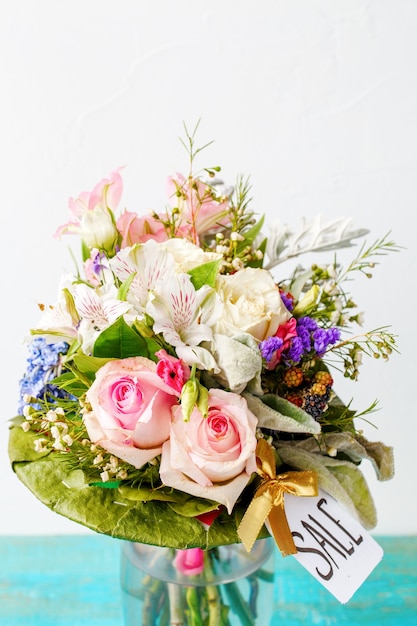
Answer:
84 356 178 468
173 548 205 576
116 210 169 247
160 389 258 513
155 349 191 393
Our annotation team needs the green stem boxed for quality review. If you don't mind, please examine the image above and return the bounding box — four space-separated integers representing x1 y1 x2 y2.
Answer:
206 583 222 626
142 577 166 626
167 583 185 626
248 576 259 618
202 551 223 626
185 587 204 626
224 581 255 626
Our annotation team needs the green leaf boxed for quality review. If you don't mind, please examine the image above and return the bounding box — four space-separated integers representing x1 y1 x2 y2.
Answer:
117 272 136 301
8 424 244 549
292 432 394 482
93 317 150 359
276 443 377 529
72 354 113 378
211 334 262 394
8 419 51 464
236 215 265 253
188 260 221 290
351 434 394 481
50 371 89 396
89 481 121 489
118 485 182 502
243 392 321 434
168 497 219 518
247 237 267 269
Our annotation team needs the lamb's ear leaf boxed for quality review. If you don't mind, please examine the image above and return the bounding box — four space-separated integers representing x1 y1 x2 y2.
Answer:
277 443 377 529
243 392 321 434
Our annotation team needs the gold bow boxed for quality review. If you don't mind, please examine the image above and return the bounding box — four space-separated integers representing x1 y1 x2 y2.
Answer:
237 439 318 556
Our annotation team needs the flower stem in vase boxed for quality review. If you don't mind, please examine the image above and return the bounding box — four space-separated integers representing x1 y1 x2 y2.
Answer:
143 576 166 626
203 551 223 626
185 587 204 625
223 581 255 626
167 582 185 626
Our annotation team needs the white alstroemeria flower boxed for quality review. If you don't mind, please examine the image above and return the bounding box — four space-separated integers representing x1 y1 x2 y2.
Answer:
35 273 80 343
147 273 220 371
110 240 175 314
73 283 131 354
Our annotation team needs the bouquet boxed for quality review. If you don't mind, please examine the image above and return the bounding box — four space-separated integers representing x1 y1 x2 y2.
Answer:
9 126 397 620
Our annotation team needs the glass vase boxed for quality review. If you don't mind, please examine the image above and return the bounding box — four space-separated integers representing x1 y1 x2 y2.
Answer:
120 538 275 625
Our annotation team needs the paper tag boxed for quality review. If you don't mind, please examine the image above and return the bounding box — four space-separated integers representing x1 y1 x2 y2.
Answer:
284 489 383 604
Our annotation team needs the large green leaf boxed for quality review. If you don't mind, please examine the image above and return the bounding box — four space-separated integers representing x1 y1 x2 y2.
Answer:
8 424 250 549
93 317 151 359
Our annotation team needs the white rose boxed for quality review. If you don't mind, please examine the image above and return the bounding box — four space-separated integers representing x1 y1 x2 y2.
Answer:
162 238 222 272
214 267 291 341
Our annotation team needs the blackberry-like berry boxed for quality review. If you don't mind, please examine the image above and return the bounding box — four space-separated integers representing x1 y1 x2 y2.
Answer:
285 391 304 407
303 394 327 420
314 371 333 387
309 382 328 397
283 366 304 388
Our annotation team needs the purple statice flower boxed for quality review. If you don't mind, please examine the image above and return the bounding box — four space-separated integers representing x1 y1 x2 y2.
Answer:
284 336 304 364
313 327 341 356
296 325 312 352
282 317 342 365
18 337 69 415
294 317 318 353
297 316 318 332
280 291 294 312
259 336 283 363
312 328 328 354
326 327 341 345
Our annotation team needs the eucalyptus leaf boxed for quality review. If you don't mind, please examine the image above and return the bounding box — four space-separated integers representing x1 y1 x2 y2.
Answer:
243 392 321 434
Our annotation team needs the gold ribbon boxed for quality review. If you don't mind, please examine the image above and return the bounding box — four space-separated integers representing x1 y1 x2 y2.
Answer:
237 439 318 556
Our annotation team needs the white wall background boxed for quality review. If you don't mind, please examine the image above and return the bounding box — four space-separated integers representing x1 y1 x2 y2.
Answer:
1 0 416 535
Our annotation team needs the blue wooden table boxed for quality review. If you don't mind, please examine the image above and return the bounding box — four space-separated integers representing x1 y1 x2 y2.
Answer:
1 535 416 625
